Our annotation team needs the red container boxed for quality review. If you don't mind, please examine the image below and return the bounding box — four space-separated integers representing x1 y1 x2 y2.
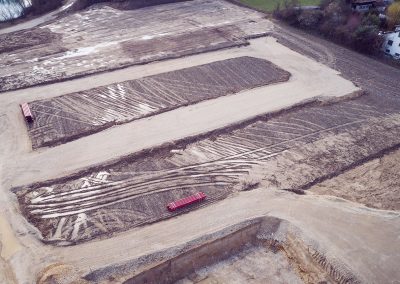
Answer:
20 103 33 123
167 192 206 211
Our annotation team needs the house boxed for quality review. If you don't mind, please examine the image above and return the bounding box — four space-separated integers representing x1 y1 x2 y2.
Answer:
382 26 400 59
351 0 377 12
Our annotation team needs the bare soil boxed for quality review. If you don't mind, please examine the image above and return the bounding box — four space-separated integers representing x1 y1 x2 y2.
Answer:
267 23 400 210
0 1 400 283
4 37 358 188
0 28 61 54
0 0 270 92
82 217 360 284
310 149 400 211
271 23 400 99
14 98 400 244
176 246 303 284
26 56 290 148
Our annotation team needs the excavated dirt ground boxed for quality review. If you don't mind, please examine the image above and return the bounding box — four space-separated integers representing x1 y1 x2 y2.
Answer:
175 246 303 284
310 148 400 211
271 23 400 99
81 217 355 284
26 56 290 148
14 96 400 244
0 28 61 54
0 0 273 92
0 1 400 283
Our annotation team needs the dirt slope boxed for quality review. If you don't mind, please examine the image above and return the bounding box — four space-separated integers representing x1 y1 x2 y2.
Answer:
310 149 400 211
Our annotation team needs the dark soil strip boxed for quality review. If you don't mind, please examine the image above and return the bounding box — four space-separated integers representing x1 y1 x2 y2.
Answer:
26 56 290 148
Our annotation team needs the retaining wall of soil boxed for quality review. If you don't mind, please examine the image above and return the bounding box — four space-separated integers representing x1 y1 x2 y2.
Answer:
124 221 261 284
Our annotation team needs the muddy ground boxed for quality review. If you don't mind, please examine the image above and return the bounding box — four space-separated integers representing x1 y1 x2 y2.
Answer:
27 56 290 148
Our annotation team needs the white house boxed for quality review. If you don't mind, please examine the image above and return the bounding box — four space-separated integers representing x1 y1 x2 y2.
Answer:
382 26 400 59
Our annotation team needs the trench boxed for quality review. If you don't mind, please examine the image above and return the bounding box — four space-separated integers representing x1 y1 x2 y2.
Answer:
83 217 360 284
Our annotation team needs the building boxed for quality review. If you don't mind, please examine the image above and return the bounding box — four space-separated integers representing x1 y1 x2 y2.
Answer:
351 0 377 12
382 26 400 59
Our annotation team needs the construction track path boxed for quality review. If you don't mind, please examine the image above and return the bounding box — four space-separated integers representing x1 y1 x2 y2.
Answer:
57 189 400 284
0 7 400 283
1 37 358 187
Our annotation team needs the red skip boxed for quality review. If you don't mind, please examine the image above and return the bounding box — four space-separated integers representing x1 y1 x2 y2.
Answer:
20 103 33 123
167 192 206 211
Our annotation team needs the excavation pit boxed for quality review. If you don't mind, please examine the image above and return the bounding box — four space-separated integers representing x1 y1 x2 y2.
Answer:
82 217 357 284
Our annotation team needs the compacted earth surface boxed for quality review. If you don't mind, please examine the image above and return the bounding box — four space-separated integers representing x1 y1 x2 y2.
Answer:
0 0 399 283
0 0 273 92
26 56 290 148
310 148 400 211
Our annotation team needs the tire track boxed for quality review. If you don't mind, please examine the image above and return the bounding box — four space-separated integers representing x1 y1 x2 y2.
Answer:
26 56 290 149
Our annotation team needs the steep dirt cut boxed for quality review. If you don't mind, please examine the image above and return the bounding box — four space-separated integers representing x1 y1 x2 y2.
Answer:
82 217 357 284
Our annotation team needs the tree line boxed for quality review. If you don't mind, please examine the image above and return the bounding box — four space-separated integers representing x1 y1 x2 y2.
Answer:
274 0 400 55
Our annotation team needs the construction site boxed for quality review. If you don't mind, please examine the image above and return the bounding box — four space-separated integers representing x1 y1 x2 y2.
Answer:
0 0 399 283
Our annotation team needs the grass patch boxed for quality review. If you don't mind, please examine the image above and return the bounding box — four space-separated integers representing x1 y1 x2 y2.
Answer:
238 0 321 12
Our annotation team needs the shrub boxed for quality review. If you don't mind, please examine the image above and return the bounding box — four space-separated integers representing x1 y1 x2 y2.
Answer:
320 0 335 10
274 0 383 54
275 0 301 26
319 18 338 37
323 0 351 25
362 12 380 27
387 2 400 29
298 10 324 29
333 24 354 45
352 24 383 54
